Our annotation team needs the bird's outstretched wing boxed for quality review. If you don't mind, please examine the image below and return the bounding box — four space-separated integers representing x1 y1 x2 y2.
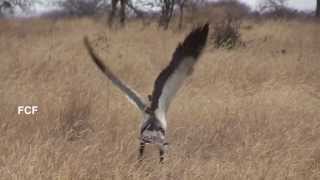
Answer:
84 37 146 112
149 23 209 115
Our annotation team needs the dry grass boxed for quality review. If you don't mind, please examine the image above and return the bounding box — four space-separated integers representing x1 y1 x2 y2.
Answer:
0 17 320 179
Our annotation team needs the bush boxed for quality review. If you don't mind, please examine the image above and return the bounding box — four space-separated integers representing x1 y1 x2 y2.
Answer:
263 7 300 19
211 15 241 49
209 0 251 18
60 0 107 17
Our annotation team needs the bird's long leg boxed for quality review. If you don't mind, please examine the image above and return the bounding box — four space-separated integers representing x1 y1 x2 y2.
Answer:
159 143 168 163
159 148 165 163
139 142 145 160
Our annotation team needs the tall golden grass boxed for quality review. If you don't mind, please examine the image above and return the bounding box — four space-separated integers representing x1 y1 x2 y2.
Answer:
0 17 319 179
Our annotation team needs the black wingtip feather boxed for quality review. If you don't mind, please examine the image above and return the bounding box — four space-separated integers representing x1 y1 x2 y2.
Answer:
179 23 209 59
149 23 209 112
83 37 106 72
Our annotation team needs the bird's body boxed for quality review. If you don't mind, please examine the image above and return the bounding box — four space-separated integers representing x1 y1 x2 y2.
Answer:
84 24 209 162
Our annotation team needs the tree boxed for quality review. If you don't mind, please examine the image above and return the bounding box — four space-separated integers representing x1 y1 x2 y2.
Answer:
177 0 187 29
259 0 287 12
158 0 175 30
0 1 14 17
108 0 127 27
259 0 296 18
0 0 38 16
10 0 33 12
60 0 106 16
126 0 145 18
316 0 320 17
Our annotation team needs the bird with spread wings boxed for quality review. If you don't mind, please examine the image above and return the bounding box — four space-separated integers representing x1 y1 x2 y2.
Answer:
84 23 209 162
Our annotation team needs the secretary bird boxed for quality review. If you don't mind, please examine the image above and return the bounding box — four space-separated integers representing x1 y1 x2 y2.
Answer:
84 23 209 162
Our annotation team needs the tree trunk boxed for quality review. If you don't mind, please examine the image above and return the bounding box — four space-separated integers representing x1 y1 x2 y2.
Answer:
159 0 175 30
108 0 118 27
120 0 127 26
178 2 185 30
316 0 320 17
108 0 127 27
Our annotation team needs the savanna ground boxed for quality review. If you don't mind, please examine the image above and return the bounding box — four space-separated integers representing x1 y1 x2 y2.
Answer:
0 17 320 179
